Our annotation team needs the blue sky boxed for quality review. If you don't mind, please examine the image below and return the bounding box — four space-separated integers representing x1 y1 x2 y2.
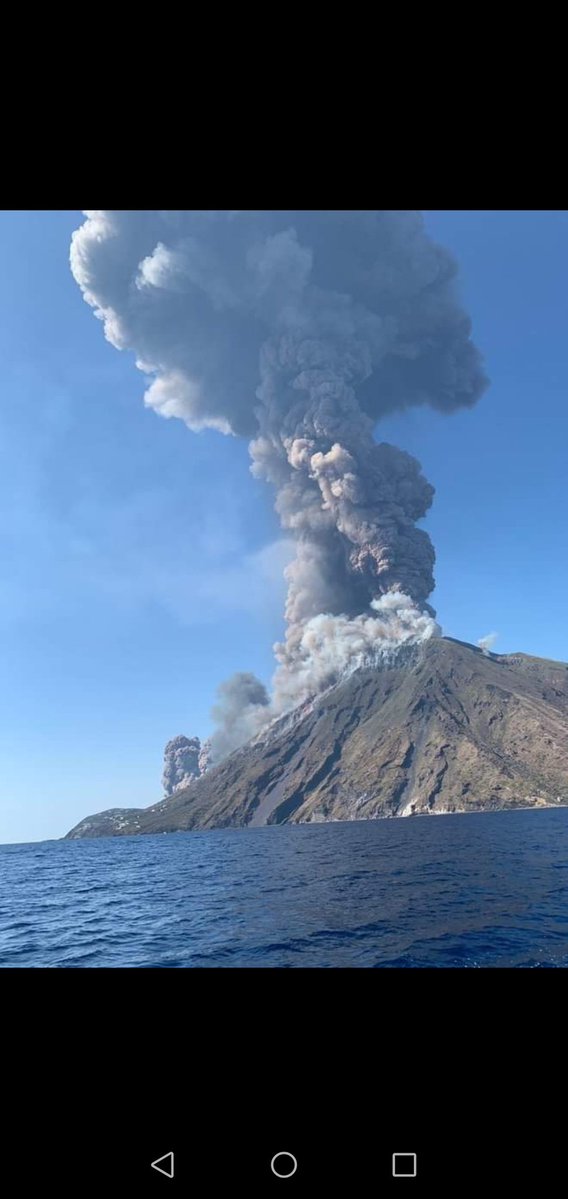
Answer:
1 211 567 844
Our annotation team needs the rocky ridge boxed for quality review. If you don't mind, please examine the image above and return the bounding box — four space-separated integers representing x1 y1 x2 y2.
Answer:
65 637 568 838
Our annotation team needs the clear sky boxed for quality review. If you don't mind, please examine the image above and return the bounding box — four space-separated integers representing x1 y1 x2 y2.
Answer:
1 211 567 844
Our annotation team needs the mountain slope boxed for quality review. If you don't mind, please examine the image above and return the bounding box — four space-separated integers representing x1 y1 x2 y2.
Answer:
65 638 568 838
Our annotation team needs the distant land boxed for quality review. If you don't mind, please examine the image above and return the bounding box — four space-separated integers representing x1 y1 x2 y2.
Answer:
65 638 568 839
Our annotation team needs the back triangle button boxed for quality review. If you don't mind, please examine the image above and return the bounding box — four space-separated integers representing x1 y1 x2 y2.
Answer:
151 1151 174 1179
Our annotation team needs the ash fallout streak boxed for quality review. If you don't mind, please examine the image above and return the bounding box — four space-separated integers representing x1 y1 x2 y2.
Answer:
71 211 487 760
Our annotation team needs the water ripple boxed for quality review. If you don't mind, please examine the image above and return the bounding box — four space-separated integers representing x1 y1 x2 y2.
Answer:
2 809 568 966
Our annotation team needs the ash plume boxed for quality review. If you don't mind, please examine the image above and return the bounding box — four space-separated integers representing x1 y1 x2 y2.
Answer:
162 735 202 796
209 672 270 761
198 738 212 775
162 733 212 794
71 211 487 756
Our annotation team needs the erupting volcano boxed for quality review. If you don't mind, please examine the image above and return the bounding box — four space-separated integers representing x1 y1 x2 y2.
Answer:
70 210 487 764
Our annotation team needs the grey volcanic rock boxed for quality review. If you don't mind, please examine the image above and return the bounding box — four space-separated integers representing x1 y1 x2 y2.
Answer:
65 638 568 838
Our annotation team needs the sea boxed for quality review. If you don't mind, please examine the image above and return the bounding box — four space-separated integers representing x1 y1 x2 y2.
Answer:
2 808 568 968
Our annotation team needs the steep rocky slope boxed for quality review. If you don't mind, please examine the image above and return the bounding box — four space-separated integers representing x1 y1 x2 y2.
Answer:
65 638 568 838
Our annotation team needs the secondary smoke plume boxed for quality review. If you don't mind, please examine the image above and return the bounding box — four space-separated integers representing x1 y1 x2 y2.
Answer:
162 735 202 796
209 672 270 761
162 734 211 795
478 632 498 656
71 212 487 758
198 738 212 775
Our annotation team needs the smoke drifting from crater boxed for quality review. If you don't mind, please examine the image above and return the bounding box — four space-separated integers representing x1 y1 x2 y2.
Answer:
71 211 487 757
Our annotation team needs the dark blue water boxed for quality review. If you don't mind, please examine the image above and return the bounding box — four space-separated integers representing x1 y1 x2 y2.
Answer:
2 809 568 967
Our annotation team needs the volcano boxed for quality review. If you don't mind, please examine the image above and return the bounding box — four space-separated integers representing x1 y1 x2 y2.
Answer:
65 637 568 838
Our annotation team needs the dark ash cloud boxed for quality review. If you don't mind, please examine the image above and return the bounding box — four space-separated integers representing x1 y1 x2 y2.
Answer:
71 211 487 750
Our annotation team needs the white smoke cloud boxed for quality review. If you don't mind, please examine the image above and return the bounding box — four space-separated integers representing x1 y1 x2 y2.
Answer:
208 590 440 760
478 631 498 656
272 591 440 711
142 369 232 434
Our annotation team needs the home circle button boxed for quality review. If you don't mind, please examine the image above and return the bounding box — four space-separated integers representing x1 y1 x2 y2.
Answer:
271 1152 298 1178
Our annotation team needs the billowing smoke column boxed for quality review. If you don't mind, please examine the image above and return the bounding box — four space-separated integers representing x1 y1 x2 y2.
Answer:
162 734 211 795
71 212 487 760
210 672 270 761
162 735 202 796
